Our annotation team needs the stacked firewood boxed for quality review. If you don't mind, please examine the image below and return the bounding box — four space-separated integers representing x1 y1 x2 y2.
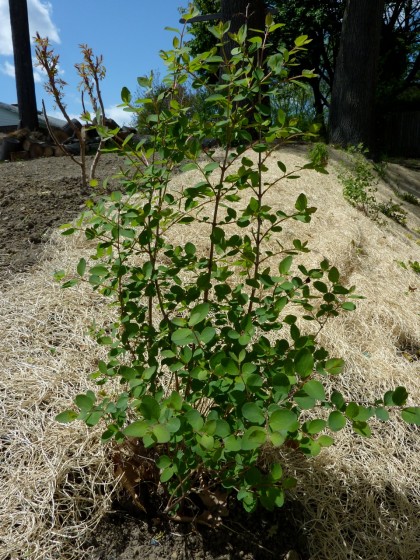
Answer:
0 119 140 162
0 127 69 161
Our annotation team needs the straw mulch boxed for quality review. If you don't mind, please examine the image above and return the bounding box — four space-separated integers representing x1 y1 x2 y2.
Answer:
0 147 419 559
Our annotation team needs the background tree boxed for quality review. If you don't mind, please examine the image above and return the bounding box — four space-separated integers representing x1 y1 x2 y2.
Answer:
8 0 39 130
328 0 385 148
183 0 420 147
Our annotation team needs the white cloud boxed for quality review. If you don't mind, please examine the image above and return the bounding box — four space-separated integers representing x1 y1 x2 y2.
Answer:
1 57 46 83
105 104 134 127
0 60 15 78
0 0 60 56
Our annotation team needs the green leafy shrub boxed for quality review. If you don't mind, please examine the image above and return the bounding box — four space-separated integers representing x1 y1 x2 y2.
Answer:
378 199 407 226
339 146 409 226
56 13 420 517
308 142 329 170
338 144 380 218
398 260 420 274
397 191 419 206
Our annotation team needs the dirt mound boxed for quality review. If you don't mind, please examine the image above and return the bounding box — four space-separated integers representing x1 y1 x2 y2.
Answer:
0 148 419 560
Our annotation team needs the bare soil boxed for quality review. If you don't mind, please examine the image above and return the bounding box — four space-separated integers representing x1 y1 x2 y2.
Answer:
0 154 122 280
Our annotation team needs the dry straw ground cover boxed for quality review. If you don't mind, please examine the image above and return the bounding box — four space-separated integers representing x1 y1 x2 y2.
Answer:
1 147 419 559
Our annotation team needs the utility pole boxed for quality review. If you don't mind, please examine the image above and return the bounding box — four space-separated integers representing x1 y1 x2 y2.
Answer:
9 0 39 130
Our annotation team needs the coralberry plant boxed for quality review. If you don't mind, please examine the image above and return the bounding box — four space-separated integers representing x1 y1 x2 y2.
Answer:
57 11 420 515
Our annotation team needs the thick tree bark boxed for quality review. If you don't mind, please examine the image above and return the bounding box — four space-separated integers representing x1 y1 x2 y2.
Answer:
9 0 39 130
220 0 266 56
328 0 385 149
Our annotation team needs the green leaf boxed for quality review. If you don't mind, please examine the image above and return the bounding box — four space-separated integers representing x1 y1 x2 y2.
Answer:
198 327 216 344
305 419 327 434
55 410 78 423
269 431 286 446
77 258 86 277
160 466 175 483
166 416 181 434
279 255 293 275
121 86 131 103
345 402 359 419
331 390 346 410
328 267 340 283
167 391 183 411
186 409 203 431
89 265 108 276
123 420 149 438
352 421 371 437
171 328 194 346
401 407 420 425
137 75 151 88
313 281 328 293
182 162 199 172
341 302 356 311
295 349 314 377
328 411 347 431
75 394 94 411
224 435 242 452
375 407 389 421
157 455 171 469
86 411 103 426
241 426 266 450
392 386 409 406
294 34 309 47
199 433 215 450
293 391 316 410
214 419 231 438
140 395 160 420
152 424 171 443
295 193 307 211
188 302 210 327
302 380 325 401
269 409 299 432
203 162 219 174
317 435 334 447
325 358 345 375
270 463 283 481
242 403 265 425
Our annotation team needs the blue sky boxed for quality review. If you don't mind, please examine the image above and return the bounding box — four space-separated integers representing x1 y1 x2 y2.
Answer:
0 0 192 125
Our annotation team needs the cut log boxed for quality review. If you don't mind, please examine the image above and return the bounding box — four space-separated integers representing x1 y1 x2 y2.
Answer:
61 118 82 138
53 145 67 157
50 127 70 144
10 150 30 162
0 137 22 160
28 141 45 159
43 145 54 157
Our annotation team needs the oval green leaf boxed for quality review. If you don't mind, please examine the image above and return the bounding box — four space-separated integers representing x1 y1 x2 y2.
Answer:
55 410 78 423
401 407 420 425
152 424 171 443
171 328 195 346
188 302 210 327
328 411 346 431
302 380 325 401
241 426 266 450
123 420 149 438
269 409 299 432
242 403 265 425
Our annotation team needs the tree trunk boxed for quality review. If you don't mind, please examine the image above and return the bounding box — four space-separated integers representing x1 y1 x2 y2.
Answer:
8 0 39 131
221 0 266 57
328 0 385 149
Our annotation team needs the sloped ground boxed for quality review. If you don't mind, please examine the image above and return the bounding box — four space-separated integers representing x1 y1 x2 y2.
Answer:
0 147 419 559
